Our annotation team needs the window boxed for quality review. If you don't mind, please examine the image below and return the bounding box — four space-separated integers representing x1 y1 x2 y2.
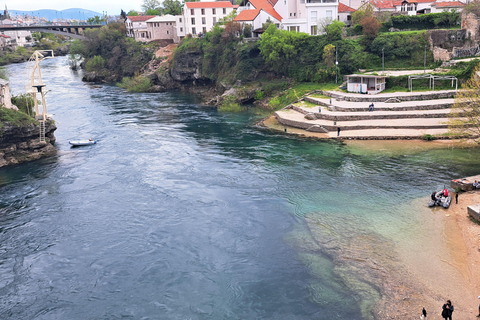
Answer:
191 18 195 24
179 18 182 22
167 30 169 34
191 9 194 15
201 9 205 14
310 25 317 35
223 8 226 14
203 27 206 33
180 27 183 32
326 10 332 19
202 17 206 24
213 17 217 23
192 27 196 34
311 11 317 21
213 8 216 14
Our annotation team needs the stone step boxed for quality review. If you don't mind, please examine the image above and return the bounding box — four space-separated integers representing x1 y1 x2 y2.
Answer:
320 89 457 103
275 108 451 132
288 104 452 121
305 96 454 112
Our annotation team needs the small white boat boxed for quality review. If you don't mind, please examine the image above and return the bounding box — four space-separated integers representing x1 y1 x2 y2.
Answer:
69 139 97 146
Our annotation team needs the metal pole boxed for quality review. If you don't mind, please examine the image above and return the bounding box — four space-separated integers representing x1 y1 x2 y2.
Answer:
424 45 427 73
335 46 338 84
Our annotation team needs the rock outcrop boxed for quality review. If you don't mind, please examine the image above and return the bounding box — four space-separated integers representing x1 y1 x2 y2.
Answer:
0 120 57 168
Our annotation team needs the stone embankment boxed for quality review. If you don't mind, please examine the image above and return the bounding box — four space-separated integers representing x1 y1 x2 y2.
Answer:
272 90 457 140
0 120 57 167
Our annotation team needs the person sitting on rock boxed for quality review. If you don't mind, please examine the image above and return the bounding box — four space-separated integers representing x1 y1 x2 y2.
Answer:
474 180 480 189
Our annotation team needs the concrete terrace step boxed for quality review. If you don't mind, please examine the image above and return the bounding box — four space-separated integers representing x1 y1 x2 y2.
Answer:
275 108 451 132
321 89 457 103
289 104 453 121
305 96 454 112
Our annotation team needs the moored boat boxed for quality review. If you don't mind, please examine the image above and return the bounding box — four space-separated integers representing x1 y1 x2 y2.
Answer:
69 139 97 146
428 189 451 208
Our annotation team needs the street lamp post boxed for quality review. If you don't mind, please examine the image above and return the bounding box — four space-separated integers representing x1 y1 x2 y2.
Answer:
424 45 427 74
335 46 338 84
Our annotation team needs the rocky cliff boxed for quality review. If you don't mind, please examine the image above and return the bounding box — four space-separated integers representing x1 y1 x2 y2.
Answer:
0 120 57 167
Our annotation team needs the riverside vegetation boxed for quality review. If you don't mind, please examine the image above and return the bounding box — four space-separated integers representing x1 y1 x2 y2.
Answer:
69 11 479 115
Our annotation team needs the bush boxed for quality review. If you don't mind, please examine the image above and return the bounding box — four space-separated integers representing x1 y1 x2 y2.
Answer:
0 106 36 127
85 55 105 72
117 76 152 92
219 95 243 112
11 94 36 116
384 11 460 30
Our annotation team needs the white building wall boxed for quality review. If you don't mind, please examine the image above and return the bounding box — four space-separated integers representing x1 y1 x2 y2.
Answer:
183 5 235 36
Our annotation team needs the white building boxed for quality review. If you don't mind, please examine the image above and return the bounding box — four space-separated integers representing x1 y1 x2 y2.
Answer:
182 1 236 36
125 15 156 41
146 15 179 43
235 0 339 36
338 3 355 26
0 30 33 47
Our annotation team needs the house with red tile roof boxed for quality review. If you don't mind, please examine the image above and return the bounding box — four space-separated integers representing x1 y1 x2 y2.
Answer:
125 15 156 41
235 0 339 36
430 1 466 13
338 3 356 26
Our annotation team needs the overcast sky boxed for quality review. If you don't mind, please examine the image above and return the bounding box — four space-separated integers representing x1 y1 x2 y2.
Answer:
8 0 144 15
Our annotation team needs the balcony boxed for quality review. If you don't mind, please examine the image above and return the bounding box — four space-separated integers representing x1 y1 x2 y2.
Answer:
306 0 337 3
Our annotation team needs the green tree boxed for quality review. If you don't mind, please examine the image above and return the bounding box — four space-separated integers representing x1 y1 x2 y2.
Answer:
323 44 335 68
87 15 103 24
351 3 374 26
142 0 161 12
361 16 381 43
449 63 480 142
259 24 309 75
324 20 345 42
127 10 139 16
146 8 161 15
163 0 182 15
76 23 152 80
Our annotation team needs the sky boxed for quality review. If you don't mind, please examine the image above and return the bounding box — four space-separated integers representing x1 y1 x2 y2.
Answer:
7 0 144 15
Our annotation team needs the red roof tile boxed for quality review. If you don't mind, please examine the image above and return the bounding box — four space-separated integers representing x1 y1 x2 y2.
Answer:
433 1 465 7
186 1 234 8
247 0 282 21
338 3 356 12
370 0 395 9
127 15 156 22
234 9 261 21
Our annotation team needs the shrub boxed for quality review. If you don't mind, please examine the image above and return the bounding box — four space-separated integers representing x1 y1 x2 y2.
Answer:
11 94 36 116
422 134 435 140
219 95 243 112
117 76 152 92
85 55 105 72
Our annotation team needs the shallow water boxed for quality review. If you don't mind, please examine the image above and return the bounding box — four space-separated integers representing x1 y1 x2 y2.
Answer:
1 56 480 319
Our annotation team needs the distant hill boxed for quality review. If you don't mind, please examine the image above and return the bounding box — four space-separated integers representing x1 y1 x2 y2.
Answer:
9 8 103 21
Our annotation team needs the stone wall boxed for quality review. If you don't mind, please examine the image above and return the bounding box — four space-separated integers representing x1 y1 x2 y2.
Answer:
0 120 57 167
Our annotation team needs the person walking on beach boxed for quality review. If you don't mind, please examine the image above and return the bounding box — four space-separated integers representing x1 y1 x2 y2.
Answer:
455 192 458 204
421 307 427 319
442 300 454 320
477 295 480 317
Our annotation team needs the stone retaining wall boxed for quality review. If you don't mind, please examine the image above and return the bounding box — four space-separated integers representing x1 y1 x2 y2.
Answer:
304 97 453 111
321 91 456 102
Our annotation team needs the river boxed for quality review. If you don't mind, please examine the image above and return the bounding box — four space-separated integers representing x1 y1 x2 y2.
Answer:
1 56 480 319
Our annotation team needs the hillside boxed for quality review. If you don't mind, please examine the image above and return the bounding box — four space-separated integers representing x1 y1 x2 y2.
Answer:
10 8 102 20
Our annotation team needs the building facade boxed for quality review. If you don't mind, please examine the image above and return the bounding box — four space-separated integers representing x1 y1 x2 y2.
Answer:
146 15 179 43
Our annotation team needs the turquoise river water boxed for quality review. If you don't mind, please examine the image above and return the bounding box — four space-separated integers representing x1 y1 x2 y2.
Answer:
1 56 480 319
